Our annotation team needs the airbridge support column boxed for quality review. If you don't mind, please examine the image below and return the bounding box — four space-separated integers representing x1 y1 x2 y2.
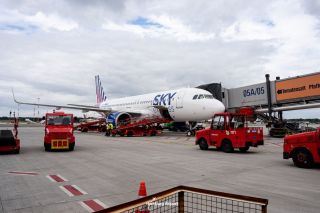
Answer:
275 76 283 122
265 74 272 121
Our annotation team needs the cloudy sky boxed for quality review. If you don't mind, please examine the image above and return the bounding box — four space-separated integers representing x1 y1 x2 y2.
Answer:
1 0 320 118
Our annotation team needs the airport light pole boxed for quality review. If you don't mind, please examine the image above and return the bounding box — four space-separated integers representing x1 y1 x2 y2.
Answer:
37 98 40 122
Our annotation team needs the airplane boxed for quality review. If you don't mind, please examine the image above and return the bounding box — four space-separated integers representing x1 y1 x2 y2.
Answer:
13 76 225 126
25 118 46 125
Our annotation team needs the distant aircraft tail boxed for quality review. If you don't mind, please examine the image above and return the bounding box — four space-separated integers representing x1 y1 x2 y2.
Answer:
95 75 107 104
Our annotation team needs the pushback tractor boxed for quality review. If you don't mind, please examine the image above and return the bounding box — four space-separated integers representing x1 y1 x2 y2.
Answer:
44 112 75 151
283 128 320 168
195 109 264 152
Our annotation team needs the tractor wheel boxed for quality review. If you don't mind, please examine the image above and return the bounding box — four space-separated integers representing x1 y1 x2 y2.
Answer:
69 143 75 151
44 143 51 152
292 149 313 168
198 139 208 150
221 140 234 153
239 146 250 152
186 130 193 137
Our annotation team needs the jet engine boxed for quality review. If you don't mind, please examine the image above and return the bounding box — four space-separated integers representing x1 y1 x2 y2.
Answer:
106 112 131 127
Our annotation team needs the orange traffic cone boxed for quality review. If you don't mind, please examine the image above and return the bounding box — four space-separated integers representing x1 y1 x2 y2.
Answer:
135 181 150 213
138 181 147 197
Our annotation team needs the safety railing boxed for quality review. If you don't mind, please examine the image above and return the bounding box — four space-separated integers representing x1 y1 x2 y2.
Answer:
95 185 268 213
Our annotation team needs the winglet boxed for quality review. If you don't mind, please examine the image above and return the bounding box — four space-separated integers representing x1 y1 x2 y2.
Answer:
12 89 19 104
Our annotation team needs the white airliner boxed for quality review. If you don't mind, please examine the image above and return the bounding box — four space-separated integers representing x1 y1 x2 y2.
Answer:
13 76 225 126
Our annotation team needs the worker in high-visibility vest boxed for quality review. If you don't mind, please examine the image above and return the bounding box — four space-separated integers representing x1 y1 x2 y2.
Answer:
105 122 110 136
108 122 114 132
105 122 114 136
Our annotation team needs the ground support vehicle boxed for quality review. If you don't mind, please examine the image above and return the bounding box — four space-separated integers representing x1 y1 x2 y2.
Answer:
283 128 320 168
75 118 106 132
111 118 170 137
0 118 20 154
44 112 75 151
186 123 205 136
195 110 264 152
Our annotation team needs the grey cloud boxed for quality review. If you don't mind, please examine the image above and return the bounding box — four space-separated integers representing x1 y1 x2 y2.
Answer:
0 1 320 118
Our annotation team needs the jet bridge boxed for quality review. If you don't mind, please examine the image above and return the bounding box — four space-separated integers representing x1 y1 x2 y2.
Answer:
199 72 320 136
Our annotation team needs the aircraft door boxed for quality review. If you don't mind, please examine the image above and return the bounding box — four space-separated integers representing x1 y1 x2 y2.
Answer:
176 90 185 109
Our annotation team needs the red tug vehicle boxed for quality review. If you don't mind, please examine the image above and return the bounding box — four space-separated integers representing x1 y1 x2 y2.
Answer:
283 128 320 168
44 112 75 151
195 108 264 152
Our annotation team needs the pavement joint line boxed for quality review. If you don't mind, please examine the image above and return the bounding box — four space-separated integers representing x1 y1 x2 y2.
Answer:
79 199 108 212
8 171 39 176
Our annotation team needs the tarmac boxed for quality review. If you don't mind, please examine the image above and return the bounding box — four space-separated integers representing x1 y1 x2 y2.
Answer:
0 127 319 213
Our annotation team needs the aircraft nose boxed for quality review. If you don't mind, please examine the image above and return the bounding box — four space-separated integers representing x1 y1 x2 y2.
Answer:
208 99 225 114
216 100 225 112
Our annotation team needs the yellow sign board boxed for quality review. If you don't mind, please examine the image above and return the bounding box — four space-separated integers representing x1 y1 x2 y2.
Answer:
276 73 320 101
51 139 69 149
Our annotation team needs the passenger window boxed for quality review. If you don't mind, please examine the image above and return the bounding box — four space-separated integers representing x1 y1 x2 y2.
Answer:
198 95 204 99
193 95 198 100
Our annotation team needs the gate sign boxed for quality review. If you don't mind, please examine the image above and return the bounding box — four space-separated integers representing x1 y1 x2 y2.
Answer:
228 83 268 108
276 73 320 101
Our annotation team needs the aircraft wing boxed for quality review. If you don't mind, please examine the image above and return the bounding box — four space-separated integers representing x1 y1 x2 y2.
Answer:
13 92 111 114
67 104 99 108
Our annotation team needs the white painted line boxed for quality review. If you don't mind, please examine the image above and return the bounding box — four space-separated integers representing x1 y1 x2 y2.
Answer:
59 186 75 197
93 199 108 209
72 185 88 195
46 175 56 182
57 174 68 182
46 174 68 182
79 199 108 212
79 201 95 213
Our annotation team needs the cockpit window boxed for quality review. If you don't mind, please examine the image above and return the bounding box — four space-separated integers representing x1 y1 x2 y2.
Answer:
205 94 214 99
194 94 214 100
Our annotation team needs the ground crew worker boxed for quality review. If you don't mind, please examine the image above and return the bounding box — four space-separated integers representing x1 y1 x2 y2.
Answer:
108 122 114 135
105 122 114 136
105 122 110 136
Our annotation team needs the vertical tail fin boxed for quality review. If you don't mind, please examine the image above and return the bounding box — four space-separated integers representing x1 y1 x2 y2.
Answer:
95 75 107 104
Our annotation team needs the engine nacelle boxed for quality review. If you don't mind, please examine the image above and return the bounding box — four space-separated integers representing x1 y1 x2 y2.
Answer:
106 112 131 127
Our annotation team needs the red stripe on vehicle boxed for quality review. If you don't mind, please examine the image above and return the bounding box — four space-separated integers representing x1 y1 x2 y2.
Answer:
8 171 38 175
